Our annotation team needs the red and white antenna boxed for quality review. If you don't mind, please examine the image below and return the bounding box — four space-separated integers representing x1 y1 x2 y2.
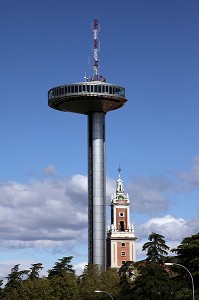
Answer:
93 18 99 81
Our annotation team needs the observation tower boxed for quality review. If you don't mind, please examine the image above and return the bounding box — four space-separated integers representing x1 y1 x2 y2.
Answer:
48 19 127 269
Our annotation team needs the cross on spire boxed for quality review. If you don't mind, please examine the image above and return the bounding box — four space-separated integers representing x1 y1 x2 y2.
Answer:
118 165 121 178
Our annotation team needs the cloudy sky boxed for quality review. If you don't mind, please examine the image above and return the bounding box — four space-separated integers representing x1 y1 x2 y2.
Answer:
0 0 199 279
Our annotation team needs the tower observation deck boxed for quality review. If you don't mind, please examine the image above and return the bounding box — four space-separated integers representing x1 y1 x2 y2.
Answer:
48 81 126 114
48 20 127 270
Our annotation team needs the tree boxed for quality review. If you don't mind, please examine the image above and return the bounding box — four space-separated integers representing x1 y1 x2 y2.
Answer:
172 233 199 287
79 264 120 300
131 262 172 300
118 261 137 299
10 278 53 300
99 268 121 300
49 272 80 300
47 256 79 299
79 264 103 300
5 264 29 289
0 280 3 299
171 232 199 299
142 232 170 263
48 256 74 278
28 263 43 280
119 261 136 279
3 264 29 299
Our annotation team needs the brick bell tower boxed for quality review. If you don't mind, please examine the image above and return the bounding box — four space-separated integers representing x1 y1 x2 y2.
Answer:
106 170 136 268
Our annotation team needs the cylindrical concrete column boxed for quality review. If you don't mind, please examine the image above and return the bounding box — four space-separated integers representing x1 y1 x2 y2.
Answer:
88 112 106 269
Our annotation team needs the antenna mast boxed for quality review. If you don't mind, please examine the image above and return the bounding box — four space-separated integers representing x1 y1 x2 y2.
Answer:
93 18 99 81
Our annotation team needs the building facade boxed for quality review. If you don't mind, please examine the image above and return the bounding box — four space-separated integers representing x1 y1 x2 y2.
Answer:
107 173 136 268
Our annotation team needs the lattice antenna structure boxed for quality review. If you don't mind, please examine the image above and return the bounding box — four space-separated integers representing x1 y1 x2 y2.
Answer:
93 18 99 81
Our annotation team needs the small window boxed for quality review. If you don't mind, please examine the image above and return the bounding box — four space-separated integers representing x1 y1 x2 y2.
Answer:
90 85 93 92
79 85 82 92
122 260 126 265
64 86 67 94
119 212 124 217
98 85 101 93
121 243 126 247
102 85 105 93
68 86 71 93
105 85 108 93
71 85 74 93
83 85 85 92
48 90 52 99
119 88 125 97
109 86 113 94
94 85 98 93
87 85 90 92
121 251 126 256
75 85 78 93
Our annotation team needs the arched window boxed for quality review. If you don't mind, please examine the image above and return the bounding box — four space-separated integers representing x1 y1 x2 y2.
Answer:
120 221 125 231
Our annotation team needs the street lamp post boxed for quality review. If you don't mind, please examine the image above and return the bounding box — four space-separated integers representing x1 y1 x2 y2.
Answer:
165 262 195 300
95 290 114 300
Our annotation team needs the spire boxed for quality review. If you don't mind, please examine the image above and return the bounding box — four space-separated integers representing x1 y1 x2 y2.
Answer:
116 166 124 194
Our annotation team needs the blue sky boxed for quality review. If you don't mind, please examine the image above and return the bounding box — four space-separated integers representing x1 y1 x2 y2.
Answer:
0 0 199 278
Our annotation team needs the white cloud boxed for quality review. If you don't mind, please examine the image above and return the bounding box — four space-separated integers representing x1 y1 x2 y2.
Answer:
74 261 87 275
43 165 58 176
138 215 187 240
135 214 199 260
127 176 174 214
177 153 199 189
0 175 88 251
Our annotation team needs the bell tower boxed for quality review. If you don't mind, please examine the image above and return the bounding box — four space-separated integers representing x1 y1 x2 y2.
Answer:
106 170 136 268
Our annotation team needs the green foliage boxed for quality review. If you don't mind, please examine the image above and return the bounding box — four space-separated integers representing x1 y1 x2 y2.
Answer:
142 232 170 263
172 232 199 288
119 261 136 279
11 278 53 300
175 287 193 299
4 263 29 298
118 261 136 299
28 263 43 280
49 272 80 300
48 256 74 278
79 264 120 300
79 264 104 299
99 268 121 299
5 264 29 289
131 262 172 299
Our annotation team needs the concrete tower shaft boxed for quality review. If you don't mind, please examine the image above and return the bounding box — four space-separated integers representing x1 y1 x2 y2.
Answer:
88 112 106 267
